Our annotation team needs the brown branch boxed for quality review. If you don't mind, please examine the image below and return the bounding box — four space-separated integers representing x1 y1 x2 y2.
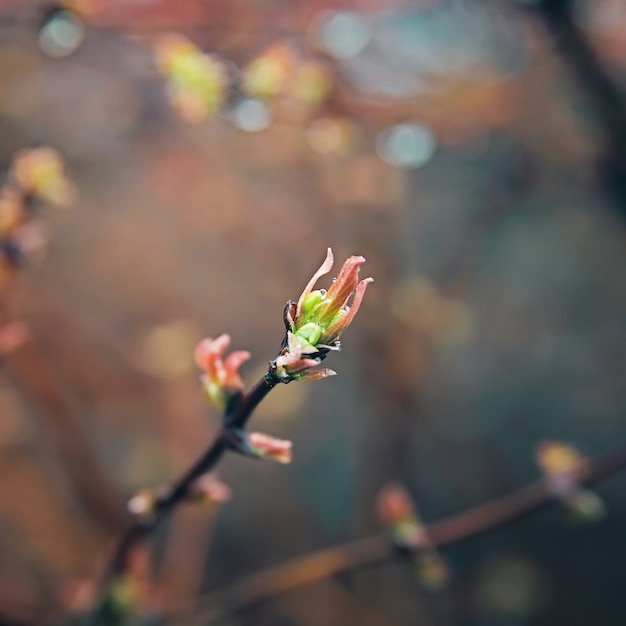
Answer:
530 0 626 216
189 442 626 624
91 372 279 623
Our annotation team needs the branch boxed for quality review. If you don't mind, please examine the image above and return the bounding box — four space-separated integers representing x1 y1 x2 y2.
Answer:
530 0 626 216
89 248 372 621
91 372 279 622
189 442 626 623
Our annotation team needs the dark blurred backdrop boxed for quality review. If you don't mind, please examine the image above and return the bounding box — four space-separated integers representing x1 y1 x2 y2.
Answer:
0 1 625 625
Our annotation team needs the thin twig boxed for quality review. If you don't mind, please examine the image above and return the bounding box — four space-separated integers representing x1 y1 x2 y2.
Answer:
530 0 626 215
92 372 279 622
188 442 626 624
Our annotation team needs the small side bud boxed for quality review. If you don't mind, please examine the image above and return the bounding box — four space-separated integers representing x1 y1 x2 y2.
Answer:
377 484 426 549
536 441 604 522
189 474 232 506
226 429 293 464
377 483 417 527
127 490 157 520
565 489 606 523
415 551 450 590
248 432 293 464
0 321 29 355
194 334 250 409
377 484 449 589
295 367 336 382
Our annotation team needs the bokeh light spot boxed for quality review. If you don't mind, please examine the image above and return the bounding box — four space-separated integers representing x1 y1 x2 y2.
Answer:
318 11 372 60
39 10 85 59
137 320 199 379
307 117 353 155
376 123 436 170
290 61 333 106
231 98 271 132
242 43 294 99
475 555 546 618
154 34 228 122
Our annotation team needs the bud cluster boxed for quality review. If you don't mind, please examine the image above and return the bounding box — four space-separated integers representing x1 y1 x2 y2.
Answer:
188 250 372 503
0 147 74 289
127 474 232 522
273 248 373 382
377 484 449 589
194 334 250 410
536 441 605 522
154 33 228 122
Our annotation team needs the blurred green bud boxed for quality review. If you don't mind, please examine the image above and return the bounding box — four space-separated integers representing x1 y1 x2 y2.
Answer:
566 490 606 523
415 551 450 590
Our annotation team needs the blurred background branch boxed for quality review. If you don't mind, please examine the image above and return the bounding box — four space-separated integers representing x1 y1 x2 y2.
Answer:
192 440 626 623
529 0 626 216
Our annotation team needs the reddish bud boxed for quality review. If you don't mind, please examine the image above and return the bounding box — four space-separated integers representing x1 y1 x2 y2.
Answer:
190 474 232 506
274 248 372 381
377 484 417 527
536 441 604 520
248 432 293 464
194 334 250 408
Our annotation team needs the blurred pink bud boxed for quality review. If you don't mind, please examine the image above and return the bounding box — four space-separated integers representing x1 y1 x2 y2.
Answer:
536 441 604 520
377 484 429 549
377 484 417 527
0 321 29 355
191 474 232 505
377 484 448 585
127 490 156 518
194 334 250 408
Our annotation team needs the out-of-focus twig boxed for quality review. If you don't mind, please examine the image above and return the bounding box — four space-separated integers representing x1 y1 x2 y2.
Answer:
529 0 626 216
188 442 626 623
